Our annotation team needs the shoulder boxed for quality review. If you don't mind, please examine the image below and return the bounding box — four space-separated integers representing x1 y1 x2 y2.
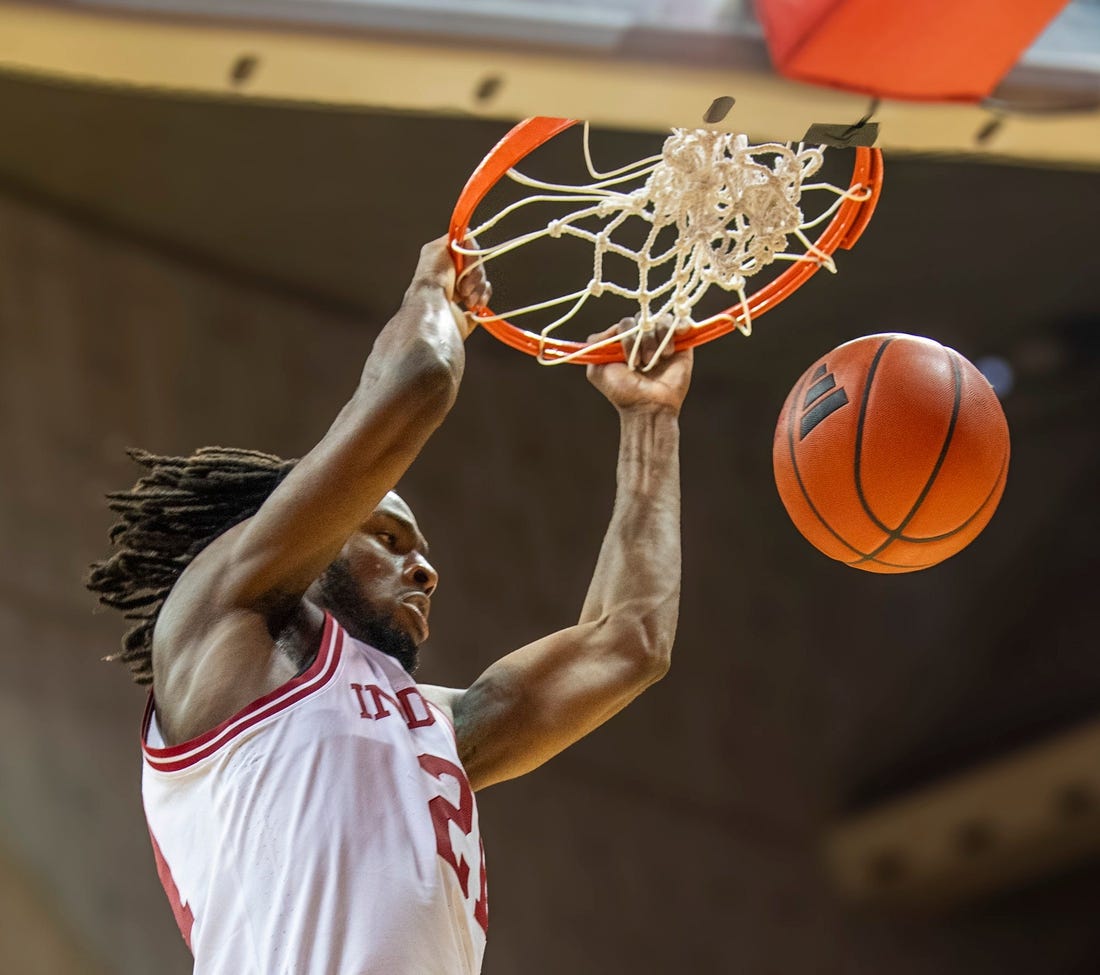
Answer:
152 570 325 745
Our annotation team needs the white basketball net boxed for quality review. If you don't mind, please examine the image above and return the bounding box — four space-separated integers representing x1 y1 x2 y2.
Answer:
454 123 872 369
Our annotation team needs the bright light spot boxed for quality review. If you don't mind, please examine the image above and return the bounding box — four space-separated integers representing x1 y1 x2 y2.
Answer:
975 355 1015 398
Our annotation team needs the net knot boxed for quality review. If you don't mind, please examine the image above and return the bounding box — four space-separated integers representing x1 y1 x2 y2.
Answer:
643 130 818 283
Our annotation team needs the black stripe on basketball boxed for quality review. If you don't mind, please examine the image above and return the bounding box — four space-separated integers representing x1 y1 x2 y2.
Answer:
786 357 874 561
852 347 964 565
800 385 849 441
803 371 837 409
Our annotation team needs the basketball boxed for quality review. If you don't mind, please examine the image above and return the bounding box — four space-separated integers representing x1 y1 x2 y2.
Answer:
772 333 1010 573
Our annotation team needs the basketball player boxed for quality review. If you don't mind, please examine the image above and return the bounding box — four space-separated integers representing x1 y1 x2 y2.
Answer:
87 235 692 974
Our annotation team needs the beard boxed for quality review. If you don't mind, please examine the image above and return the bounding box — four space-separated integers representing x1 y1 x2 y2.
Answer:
317 558 420 674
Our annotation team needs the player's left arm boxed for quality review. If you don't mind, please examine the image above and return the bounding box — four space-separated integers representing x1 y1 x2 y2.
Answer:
422 322 692 792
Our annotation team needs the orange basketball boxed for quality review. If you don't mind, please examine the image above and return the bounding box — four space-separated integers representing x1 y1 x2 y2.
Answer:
772 333 1010 573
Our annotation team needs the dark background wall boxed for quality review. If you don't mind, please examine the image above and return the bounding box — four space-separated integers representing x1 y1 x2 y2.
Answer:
0 71 1098 974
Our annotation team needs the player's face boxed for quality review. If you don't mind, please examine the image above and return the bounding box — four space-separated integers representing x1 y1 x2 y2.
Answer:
318 492 438 672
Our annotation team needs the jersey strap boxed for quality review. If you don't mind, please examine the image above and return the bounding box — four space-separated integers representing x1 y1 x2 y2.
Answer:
142 612 344 773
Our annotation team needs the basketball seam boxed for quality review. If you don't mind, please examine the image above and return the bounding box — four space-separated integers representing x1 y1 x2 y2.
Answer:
893 452 1009 543
853 345 963 565
888 357 1008 542
838 448 1006 568
853 337 894 534
844 553 939 569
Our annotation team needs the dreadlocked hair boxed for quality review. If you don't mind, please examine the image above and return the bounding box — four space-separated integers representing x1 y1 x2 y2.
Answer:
86 446 298 685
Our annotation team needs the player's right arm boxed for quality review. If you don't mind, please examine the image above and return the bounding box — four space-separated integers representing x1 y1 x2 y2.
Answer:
152 237 487 740
214 238 480 607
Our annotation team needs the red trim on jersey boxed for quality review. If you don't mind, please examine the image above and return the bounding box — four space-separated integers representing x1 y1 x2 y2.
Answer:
425 699 459 745
147 823 195 949
142 612 343 772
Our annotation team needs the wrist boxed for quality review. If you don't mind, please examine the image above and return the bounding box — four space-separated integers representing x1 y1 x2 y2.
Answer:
617 404 681 452
617 402 682 421
404 276 452 305
615 403 681 498
399 280 475 344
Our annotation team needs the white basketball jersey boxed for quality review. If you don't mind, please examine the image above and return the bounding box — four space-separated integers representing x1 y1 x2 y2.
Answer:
141 613 487 975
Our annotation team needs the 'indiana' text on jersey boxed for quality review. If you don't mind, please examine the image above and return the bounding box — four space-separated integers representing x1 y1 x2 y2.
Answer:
141 613 488 975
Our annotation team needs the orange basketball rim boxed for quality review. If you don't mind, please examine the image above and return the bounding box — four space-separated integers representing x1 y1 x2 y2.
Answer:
449 117 885 364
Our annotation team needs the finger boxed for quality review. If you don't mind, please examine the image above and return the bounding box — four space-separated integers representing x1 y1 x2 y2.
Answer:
471 281 492 309
658 319 687 359
632 325 659 366
455 259 491 309
635 313 676 366
586 317 633 345
615 319 647 367
455 265 483 301
463 243 490 301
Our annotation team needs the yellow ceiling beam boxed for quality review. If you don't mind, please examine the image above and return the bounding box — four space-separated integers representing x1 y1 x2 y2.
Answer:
0 1 1096 167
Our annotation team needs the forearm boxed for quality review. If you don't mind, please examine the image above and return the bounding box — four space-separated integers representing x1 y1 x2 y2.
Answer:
578 406 682 663
450 371 685 790
215 247 471 608
453 410 681 788
450 324 688 790
305 287 463 502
